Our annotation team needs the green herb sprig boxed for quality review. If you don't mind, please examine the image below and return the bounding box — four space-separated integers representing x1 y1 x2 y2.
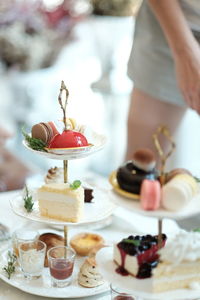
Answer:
3 251 17 279
23 185 34 212
193 228 200 233
70 180 81 190
194 176 200 183
22 128 47 152
122 239 140 247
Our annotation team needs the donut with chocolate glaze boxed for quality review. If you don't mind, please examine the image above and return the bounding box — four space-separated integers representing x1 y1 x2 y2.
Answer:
116 148 158 194
116 162 158 194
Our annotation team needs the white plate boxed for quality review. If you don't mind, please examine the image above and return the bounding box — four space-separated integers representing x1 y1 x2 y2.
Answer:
23 129 107 160
110 190 200 221
0 247 109 298
10 189 116 227
96 247 200 300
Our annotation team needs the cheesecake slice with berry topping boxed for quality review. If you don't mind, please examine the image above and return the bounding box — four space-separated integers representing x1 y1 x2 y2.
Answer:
113 234 166 279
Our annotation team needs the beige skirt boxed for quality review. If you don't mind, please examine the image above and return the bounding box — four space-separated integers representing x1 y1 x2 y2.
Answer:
128 2 200 107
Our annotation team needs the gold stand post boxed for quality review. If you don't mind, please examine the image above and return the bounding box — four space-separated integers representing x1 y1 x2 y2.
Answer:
153 126 176 250
64 225 68 247
63 159 68 246
158 219 163 249
63 160 68 183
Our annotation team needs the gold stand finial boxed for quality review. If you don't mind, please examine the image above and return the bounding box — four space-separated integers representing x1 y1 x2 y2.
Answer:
152 125 176 249
58 80 69 131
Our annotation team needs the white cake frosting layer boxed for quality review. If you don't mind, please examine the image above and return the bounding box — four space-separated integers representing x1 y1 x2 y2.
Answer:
152 273 200 293
113 244 138 276
159 230 200 264
38 191 79 203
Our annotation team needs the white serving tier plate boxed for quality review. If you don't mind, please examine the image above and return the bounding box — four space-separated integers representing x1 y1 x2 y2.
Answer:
10 189 116 226
96 247 200 300
23 128 107 160
110 190 200 221
0 247 109 298
10 189 116 227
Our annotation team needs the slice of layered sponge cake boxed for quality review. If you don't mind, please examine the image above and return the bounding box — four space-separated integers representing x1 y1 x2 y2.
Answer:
37 183 84 222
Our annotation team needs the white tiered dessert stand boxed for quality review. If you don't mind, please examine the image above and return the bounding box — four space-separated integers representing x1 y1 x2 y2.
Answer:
1 82 116 299
97 126 200 300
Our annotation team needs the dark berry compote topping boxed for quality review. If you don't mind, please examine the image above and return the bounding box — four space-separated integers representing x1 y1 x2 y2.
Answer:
116 234 166 279
113 296 135 300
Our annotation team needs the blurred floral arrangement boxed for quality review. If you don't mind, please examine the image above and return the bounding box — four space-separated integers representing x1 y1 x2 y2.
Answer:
0 0 88 71
89 0 142 16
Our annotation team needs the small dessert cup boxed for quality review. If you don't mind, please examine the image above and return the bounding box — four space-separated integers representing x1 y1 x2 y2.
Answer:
110 284 138 300
12 229 39 257
47 246 76 288
18 240 46 279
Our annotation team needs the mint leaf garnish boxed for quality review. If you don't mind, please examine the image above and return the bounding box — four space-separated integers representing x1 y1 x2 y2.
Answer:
193 228 200 233
194 176 200 183
122 239 140 246
70 180 81 190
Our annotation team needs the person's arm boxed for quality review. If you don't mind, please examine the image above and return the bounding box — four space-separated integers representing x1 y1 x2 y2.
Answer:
148 0 200 113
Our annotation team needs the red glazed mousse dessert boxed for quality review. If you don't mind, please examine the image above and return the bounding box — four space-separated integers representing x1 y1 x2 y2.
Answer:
49 130 89 148
113 234 167 279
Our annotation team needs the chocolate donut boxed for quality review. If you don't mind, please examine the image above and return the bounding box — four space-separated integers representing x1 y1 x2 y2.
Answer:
116 161 158 194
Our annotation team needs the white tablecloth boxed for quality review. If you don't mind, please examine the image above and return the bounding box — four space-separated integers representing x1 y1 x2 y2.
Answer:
0 190 179 300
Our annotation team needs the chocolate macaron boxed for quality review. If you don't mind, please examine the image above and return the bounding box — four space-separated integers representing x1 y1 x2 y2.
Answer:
31 122 58 145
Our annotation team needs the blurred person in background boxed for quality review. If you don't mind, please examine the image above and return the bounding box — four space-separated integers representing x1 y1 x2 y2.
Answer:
0 127 30 191
126 0 200 159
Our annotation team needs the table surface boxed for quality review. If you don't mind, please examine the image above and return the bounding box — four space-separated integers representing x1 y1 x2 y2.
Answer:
0 190 180 300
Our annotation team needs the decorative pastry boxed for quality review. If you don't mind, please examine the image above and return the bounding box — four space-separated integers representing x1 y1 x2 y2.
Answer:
37 182 84 222
70 233 104 256
152 230 200 292
140 179 161 210
44 167 64 184
78 257 105 287
38 232 64 267
84 187 94 203
116 148 158 194
162 174 198 211
31 122 59 144
113 234 166 279
132 149 156 172
48 130 89 149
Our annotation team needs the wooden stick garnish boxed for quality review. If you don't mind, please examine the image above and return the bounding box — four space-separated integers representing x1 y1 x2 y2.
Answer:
58 81 69 130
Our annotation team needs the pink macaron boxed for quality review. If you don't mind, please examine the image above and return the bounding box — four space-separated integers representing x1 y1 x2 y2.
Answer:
140 179 161 210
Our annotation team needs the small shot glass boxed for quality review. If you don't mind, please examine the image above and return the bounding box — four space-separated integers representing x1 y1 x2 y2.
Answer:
12 229 39 257
110 284 138 300
18 240 46 279
47 246 76 288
